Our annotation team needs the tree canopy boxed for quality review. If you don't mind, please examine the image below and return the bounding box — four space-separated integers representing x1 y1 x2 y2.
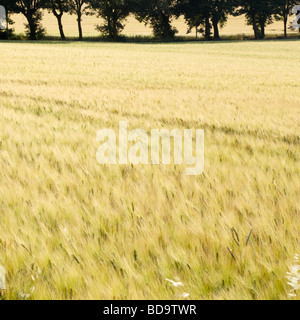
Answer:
0 0 299 40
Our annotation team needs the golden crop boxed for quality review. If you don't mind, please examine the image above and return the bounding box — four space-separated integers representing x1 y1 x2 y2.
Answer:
0 39 299 300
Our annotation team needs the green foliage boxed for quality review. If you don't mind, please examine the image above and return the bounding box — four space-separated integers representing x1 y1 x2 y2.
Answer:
6 0 46 40
0 0 299 40
43 0 71 39
237 0 278 39
178 0 236 40
273 0 298 37
68 0 91 39
0 0 16 37
91 0 132 40
134 0 178 38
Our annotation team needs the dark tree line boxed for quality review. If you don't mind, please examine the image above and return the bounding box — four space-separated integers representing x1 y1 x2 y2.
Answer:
0 0 299 40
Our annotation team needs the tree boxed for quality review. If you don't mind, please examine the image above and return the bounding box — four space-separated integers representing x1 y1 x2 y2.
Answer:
13 0 46 40
0 0 15 38
236 0 259 39
178 0 211 40
134 0 178 38
44 0 70 40
210 0 235 39
274 0 297 37
179 0 235 40
90 0 131 40
257 0 277 38
0 0 16 31
69 0 90 40
237 0 276 39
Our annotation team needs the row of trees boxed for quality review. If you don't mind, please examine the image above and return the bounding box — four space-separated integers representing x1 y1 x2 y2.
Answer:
1 0 299 40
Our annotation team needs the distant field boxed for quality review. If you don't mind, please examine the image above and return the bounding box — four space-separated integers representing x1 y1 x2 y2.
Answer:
10 11 298 38
0 40 300 300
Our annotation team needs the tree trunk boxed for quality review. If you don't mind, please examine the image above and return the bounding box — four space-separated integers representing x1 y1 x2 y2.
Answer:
283 14 287 38
260 24 265 39
212 18 220 40
162 13 171 38
113 18 118 41
27 16 37 40
77 12 82 40
252 21 260 40
5 10 8 31
56 14 65 40
107 17 112 38
205 16 211 40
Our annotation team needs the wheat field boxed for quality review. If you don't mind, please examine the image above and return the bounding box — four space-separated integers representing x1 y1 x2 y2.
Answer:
0 39 299 300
